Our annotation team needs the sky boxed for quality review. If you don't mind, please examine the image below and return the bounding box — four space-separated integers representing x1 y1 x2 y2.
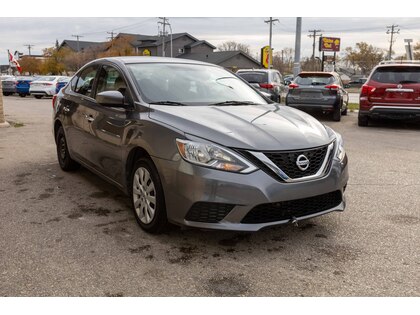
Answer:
1 15 419 64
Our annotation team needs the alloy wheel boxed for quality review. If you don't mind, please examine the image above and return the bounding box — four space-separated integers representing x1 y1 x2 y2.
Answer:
132 167 157 224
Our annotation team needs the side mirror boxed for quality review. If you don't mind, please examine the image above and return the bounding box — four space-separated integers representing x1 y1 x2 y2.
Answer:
96 90 125 107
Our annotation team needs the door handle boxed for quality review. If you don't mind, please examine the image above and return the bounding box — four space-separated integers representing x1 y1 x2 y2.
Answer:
63 106 70 113
86 115 94 123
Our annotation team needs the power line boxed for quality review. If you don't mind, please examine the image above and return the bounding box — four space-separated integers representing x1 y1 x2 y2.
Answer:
308 29 322 60
71 34 84 52
386 24 400 60
107 31 116 41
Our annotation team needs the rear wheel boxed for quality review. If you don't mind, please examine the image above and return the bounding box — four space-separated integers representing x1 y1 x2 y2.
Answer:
19 93 26 98
34 95 43 99
358 115 369 127
56 126 80 171
130 158 168 234
3 92 11 96
332 106 341 121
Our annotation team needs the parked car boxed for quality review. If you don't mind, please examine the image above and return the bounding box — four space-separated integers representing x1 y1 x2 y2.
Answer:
55 77 70 94
1 77 16 96
16 76 38 97
284 74 294 86
30 76 66 99
346 78 367 88
358 61 420 126
53 57 348 233
285 71 349 121
236 69 285 102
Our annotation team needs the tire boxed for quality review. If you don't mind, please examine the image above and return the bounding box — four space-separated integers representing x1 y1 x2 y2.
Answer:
34 95 43 99
342 104 348 116
332 106 341 121
56 126 80 171
19 93 26 98
130 158 167 234
358 115 369 127
3 92 11 96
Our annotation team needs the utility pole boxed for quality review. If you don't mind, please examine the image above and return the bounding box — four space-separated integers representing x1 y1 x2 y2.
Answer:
72 34 84 70
158 17 170 57
308 29 322 60
71 34 84 52
404 39 413 60
264 17 279 69
24 44 34 56
293 17 302 78
386 24 400 60
107 31 115 41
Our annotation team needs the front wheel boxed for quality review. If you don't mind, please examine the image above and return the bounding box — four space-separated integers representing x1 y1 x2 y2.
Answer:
130 158 168 234
34 95 42 99
19 93 26 98
56 126 80 171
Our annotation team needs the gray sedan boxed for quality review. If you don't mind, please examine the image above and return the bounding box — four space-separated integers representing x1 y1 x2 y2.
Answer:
53 57 349 233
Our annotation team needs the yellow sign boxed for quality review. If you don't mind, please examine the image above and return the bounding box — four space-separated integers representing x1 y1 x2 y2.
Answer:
261 46 273 69
142 49 151 56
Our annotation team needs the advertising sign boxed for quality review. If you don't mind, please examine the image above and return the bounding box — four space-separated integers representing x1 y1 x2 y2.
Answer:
319 37 341 52
142 49 151 56
261 46 272 69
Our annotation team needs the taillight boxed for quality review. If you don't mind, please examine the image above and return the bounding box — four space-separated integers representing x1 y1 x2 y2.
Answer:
52 95 57 109
259 83 274 89
325 84 340 90
288 83 299 89
360 84 376 97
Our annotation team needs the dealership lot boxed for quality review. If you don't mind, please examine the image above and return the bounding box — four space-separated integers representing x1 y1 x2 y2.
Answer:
0 96 419 296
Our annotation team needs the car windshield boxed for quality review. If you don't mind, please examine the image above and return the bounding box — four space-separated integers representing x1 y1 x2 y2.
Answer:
127 63 268 105
237 72 269 84
295 74 335 86
371 67 420 84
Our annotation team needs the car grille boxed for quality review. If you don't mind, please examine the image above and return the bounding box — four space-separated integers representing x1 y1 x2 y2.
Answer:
241 190 342 224
185 202 235 223
264 145 329 179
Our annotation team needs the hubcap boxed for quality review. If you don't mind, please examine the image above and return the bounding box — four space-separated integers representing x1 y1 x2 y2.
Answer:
132 167 156 224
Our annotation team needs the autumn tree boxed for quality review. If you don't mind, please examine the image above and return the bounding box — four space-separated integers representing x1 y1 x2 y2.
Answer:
18 56 42 75
343 42 385 75
41 47 67 74
100 35 135 57
217 41 251 55
413 42 420 60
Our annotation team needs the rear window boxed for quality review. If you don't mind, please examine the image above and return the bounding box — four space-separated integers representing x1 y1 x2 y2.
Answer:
371 66 420 84
237 72 269 84
295 74 335 86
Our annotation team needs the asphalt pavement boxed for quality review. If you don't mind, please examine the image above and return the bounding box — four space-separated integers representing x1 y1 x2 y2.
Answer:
0 96 419 296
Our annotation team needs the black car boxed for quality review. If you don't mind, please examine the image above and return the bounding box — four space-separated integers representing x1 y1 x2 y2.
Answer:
285 71 349 121
236 69 285 102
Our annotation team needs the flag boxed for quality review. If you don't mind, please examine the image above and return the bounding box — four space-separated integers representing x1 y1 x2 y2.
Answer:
8 50 22 73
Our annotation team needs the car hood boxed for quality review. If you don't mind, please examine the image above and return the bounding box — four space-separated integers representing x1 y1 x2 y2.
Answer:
149 104 331 151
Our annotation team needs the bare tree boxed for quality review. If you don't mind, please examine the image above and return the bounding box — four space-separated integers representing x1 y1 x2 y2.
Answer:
414 42 420 60
217 41 251 55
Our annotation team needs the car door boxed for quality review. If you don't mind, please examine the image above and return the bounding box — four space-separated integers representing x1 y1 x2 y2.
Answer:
60 65 99 164
83 64 132 185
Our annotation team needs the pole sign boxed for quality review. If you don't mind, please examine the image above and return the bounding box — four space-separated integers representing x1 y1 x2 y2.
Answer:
261 46 272 69
319 37 341 52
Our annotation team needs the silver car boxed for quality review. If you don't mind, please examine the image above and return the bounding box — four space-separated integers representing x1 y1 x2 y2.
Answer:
53 57 349 233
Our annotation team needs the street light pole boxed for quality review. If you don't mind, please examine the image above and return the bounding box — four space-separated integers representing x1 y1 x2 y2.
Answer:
293 17 302 78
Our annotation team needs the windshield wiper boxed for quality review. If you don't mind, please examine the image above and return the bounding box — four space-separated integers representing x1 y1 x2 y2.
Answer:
211 101 260 106
149 101 187 106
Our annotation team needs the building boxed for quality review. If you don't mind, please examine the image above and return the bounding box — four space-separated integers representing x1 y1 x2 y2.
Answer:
58 32 261 70
178 51 261 71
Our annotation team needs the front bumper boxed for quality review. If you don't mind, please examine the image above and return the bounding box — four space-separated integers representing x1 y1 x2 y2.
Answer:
153 155 349 231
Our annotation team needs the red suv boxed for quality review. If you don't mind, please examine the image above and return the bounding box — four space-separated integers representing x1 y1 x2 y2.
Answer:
358 61 420 126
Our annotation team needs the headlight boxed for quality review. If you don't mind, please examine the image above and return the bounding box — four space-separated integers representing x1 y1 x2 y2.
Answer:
176 139 257 173
335 132 346 162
